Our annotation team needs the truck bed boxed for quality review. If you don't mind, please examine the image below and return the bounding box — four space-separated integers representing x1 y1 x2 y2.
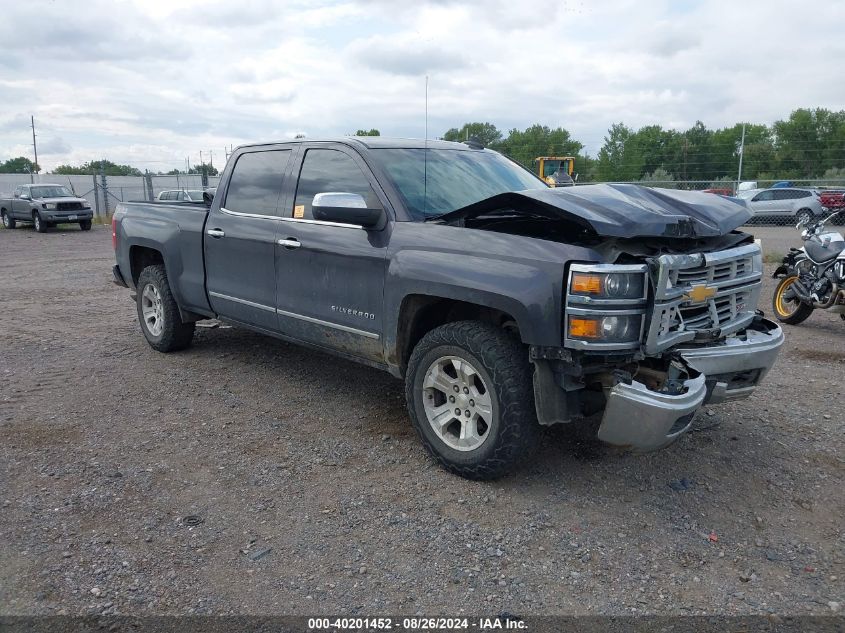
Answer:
113 200 212 318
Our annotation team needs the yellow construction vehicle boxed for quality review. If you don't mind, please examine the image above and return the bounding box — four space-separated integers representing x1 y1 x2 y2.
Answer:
535 156 576 187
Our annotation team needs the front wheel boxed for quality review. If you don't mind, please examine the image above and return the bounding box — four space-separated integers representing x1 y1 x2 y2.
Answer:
136 264 195 352
1 211 15 229
79 219 92 231
33 212 47 233
773 275 814 324
405 321 539 480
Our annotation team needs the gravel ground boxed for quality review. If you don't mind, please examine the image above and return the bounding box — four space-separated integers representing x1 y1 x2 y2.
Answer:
0 223 843 617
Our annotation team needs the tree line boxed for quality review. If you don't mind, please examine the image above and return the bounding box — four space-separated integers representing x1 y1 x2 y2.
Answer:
442 108 845 183
2 108 842 182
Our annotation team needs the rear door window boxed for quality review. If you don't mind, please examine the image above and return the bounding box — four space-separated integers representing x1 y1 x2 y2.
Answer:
292 149 382 220
225 150 291 216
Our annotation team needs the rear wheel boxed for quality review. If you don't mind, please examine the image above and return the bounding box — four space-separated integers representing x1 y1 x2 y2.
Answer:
773 275 814 324
405 321 539 480
136 264 195 352
79 219 92 231
796 209 813 226
1 211 14 229
33 212 47 233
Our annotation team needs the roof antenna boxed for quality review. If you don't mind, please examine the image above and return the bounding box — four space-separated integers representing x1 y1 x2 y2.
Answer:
423 74 429 216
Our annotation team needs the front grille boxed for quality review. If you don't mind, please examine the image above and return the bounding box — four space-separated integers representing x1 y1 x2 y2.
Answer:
57 202 84 211
644 243 762 354
674 255 754 285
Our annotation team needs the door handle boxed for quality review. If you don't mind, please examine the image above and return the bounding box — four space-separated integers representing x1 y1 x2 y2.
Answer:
207 228 225 238
277 238 301 249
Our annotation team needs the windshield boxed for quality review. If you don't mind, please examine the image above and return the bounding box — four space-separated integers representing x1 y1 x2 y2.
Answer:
371 148 546 220
543 160 563 177
30 186 73 198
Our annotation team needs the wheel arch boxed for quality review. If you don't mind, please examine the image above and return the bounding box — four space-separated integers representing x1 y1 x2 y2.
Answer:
393 294 522 377
129 245 165 286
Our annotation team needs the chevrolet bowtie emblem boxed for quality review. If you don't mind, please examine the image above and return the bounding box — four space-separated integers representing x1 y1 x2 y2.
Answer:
684 284 717 303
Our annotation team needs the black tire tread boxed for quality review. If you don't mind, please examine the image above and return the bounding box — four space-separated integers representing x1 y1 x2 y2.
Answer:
136 264 195 352
1 211 15 229
79 219 92 231
772 276 814 325
405 320 539 480
33 212 47 233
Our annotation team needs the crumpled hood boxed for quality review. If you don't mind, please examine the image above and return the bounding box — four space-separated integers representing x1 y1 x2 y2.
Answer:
435 184 751 238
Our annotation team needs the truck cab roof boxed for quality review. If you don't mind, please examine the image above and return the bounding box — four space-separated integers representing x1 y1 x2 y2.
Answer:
235 137 480 153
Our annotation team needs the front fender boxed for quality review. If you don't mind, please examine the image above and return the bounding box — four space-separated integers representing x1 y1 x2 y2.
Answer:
384 249 565 360
772 264 789 278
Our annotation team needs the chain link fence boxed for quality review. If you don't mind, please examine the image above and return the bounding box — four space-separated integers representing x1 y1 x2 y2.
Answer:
0 173 221 219
1 172 842 226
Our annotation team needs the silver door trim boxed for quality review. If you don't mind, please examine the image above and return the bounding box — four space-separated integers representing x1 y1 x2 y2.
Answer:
277 238 301 248
209 292 380 339
279 216 364 230
219 207 279 221
276 308 380 339
208 291 276 313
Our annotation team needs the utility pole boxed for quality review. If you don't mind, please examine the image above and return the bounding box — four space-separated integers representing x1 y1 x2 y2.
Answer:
736 123 746 188
31 115 39 180
199 150 203 169
209 150 213 169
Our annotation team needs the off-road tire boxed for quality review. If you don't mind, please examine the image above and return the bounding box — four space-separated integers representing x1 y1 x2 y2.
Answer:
136 264 195 352
79 219 92 231
1 211 14 229
33 212 47 233
405 320 540 480
772 275 814 325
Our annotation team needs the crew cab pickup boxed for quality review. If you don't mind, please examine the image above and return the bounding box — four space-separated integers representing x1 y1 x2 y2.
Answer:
112 137 784 479
1 183 94 232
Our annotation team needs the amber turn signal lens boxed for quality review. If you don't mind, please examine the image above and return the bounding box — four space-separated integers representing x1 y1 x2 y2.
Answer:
571 273 603 294
568 317 600 339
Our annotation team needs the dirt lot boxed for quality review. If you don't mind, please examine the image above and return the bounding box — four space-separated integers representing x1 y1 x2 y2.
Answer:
0 223 843 617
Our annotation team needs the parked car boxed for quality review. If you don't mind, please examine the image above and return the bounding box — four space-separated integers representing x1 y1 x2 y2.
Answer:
745 187 823 224
112 137 783 479
156 189 206 202
0 183 94 232
819 189 845 211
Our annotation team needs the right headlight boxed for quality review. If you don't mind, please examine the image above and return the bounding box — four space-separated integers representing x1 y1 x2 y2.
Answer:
570 271 646 300
564 263 649 350
567 313 643 344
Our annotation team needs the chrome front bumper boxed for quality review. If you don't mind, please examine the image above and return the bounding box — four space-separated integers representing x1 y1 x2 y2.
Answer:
676 317 784 404
597 318 784 451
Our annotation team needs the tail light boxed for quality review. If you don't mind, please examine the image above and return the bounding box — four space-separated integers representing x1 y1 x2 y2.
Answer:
112 216 117 250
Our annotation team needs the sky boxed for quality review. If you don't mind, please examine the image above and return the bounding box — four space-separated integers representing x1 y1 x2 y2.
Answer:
1 0 844 172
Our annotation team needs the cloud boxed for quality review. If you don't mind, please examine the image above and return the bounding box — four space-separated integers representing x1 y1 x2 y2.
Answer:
0 0 843 171
38 137 72 155
350 35 468 76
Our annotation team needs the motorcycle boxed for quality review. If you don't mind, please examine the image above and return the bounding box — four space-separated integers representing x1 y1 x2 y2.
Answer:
772 211 845 324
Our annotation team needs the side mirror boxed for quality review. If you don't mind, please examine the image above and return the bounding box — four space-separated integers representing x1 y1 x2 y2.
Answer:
203 189 215 207
311 192 384 228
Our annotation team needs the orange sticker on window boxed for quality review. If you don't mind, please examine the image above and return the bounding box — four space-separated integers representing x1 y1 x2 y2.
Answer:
294 205 305 218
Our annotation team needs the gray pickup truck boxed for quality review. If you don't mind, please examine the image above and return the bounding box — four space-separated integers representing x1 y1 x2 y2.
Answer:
112 137 784 479
1 183 94 232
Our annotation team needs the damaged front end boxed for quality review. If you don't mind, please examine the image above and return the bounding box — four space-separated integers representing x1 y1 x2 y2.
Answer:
531 240 784 452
